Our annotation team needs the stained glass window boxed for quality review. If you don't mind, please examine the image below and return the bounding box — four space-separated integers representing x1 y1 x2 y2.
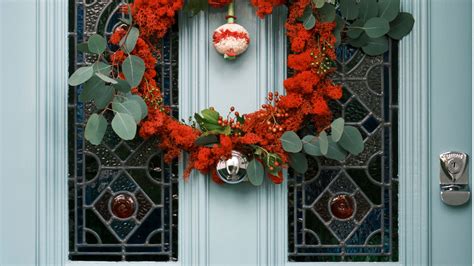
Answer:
288 42 399 262
68 0 179 261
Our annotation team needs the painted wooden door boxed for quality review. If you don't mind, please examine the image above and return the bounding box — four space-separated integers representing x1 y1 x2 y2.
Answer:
0 0 472 266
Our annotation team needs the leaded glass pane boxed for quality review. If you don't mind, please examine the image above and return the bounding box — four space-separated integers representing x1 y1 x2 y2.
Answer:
68 0 178 261
288 42 399 262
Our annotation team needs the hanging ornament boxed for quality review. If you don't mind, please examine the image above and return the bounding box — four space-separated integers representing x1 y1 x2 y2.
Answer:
212 1 250 60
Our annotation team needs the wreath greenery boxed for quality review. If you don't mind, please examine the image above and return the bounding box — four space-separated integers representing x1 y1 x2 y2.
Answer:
68 0 414 186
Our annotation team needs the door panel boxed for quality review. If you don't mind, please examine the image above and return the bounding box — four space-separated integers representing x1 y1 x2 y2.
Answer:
430 0 472 265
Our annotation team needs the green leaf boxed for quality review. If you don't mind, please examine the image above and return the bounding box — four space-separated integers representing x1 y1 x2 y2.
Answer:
302 135 322 156
298 5 313 22
288 153 308 174
348 33 369 48
95 72 118 84
119 18 131 25
122 55 145 88
201 108 220 123
77 42 90 53
87 34 107 54
248 159 264 186
333 15 345 47
123 27 140 53
358 0 378 22
303 14 316 30
318 3 336 22
364 17 390 38
313 0 325 8
347 19 365 39
378 0 400 22
79 76 104 102
338 126 364 155
112 79 132 93
112 99 141 123
127 94 148 119
94 85 114 109
331 118 345 142
68 66 94 86
280 131 303 153
93 62 111 75
388 12 415 40
340 0 359 20
111 112 137 140
362 36 389 55
319 131 329 155
195 135 219 146
85 114 108 145
325 140 348 161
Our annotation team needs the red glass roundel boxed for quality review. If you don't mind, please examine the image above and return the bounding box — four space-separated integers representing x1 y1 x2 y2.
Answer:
330 194 355 220
111 193 136 219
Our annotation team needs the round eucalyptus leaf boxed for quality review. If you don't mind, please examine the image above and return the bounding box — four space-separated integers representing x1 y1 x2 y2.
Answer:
362 36 389 55
319 131 329 155
77 42 90 53
358 0 378 21
303 14 316 30
122 55 146 88
79 76 104 102
280 131 303 153
95 72 117 84
313 0 326 8
112 99 141 123
248 159 264 186
123 27 140 53
348 33 369 48
113 79 132 93
68 66 94 86
87 34 107 55
318 3 336 22
93 62 111 75
289 153 308 174
94 85 114 109
302 135 322 156
347 19 365 39
297 5 312 22
111 112 137 140
340 0 359 20
378 0 400 22
364 17 390 38
325 140 348 161
334 15 345 46
388 12 415 40
331 118 345 142
85 113 108 145
127 94 148 119
338 126 364 155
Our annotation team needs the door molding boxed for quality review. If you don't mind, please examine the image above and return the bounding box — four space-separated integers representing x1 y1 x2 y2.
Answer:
38 0 430 265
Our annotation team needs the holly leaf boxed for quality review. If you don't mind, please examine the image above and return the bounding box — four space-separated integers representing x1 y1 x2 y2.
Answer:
280 131 303 153
248 159 264 186
195 135 219 146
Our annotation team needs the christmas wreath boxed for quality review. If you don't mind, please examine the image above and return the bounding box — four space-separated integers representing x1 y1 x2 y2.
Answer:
68 0 414 186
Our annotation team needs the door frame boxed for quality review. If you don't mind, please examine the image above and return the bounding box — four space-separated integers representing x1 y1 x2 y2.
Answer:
36 0 430 265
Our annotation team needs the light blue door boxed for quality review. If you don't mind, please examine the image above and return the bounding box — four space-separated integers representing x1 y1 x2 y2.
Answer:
0 0 471 265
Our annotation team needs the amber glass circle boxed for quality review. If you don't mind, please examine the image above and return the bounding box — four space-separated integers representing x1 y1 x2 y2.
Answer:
330 194 355 220
111 193 136 219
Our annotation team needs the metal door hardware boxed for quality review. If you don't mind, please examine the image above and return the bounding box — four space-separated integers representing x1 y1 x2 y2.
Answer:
439 151 470 206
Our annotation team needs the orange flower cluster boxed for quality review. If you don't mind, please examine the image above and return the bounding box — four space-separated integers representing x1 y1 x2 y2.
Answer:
116 0 342 184
131 0 184 42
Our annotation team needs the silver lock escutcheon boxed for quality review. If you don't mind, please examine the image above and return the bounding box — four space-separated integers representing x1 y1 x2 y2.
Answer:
439 151 470 206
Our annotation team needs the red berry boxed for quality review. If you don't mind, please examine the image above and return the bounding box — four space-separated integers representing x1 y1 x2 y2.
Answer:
235 111 240 116
230 106 235 112
269 166 274 171
274 162 280 167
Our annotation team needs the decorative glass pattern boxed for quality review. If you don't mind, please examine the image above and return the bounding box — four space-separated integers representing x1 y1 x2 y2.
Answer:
288 42 399 262
68 0 179 261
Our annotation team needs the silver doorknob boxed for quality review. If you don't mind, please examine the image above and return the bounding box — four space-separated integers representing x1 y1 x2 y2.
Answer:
439 151 470 206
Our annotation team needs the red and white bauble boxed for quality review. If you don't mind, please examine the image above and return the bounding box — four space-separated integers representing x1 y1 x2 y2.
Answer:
212 23 250 60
